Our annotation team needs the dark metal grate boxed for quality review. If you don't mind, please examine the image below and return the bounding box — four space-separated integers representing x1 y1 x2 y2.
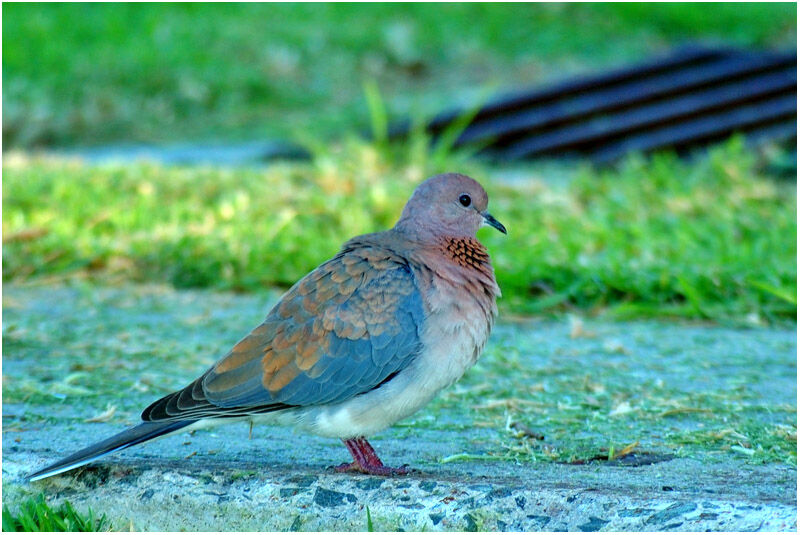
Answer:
388 46 797 164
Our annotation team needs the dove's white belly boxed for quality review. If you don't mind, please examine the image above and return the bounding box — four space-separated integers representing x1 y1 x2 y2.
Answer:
290 276 496 438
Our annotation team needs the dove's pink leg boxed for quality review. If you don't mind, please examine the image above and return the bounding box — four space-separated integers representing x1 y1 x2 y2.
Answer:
335 437 408 476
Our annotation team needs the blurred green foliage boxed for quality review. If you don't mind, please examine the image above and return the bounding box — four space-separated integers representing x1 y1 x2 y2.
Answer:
1 3 796 324
3 138 795 323
3 3 796 147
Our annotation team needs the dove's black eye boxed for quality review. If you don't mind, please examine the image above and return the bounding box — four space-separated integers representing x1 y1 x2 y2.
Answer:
459 194 472 207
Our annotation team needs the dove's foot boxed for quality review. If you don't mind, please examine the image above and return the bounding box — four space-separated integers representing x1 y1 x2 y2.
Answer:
335 437 409 476
334 461 409 476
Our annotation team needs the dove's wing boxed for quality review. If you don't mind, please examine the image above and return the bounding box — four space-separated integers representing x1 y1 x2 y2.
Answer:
142 243 425 421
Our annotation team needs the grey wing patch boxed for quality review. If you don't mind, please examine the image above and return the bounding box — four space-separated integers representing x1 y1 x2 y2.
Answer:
201 258 426 410
278 269 424 405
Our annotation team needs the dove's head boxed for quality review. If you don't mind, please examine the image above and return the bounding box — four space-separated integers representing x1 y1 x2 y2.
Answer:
394 173 506 241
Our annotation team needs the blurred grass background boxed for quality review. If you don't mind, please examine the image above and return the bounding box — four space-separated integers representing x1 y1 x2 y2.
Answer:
4 138 795 323
3 3 796 148
2 3 797 324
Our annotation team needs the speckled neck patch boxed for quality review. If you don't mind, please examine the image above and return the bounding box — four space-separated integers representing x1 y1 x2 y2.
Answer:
441 237 490 271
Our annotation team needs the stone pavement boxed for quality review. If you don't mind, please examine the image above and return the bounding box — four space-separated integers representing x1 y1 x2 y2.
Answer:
2 284 796 531
3 419 797 531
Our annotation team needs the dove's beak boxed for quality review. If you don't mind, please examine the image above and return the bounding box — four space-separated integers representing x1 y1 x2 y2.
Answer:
482 211 507 234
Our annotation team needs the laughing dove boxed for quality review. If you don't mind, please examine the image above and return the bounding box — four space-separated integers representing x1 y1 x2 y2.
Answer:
28 172 506 480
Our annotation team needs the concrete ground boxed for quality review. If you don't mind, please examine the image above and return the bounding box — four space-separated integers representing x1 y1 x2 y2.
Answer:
2 283 796 531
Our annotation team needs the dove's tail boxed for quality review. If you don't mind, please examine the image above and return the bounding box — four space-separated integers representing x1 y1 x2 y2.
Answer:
26 420 196 482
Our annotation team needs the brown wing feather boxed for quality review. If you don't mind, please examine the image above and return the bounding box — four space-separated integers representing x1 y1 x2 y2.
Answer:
142 239 424 421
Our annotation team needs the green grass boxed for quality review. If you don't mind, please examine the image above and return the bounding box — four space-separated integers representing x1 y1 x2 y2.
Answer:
2 495 109 532
366 506 374 532
3 3 795 148
3 137 796 323
3 4 794 323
